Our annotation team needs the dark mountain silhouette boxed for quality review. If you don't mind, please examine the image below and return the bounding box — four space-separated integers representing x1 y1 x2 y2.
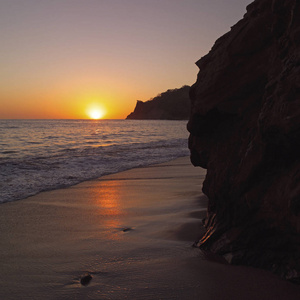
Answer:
126 85 190 120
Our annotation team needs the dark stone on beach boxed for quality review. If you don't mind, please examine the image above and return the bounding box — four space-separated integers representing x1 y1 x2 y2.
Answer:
188 0 300 282
122 227 133 232
80 273 92 286
126 85 190 120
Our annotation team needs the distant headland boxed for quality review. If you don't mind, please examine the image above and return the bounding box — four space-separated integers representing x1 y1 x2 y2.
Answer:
126 85 190 120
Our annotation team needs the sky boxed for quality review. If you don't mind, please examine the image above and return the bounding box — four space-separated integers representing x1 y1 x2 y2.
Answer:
0 0 251 119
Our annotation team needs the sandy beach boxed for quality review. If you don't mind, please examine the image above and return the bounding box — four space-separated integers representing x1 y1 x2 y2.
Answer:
0 157 299 299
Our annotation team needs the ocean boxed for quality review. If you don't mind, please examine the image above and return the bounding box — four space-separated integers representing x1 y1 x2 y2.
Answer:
0 119 189 204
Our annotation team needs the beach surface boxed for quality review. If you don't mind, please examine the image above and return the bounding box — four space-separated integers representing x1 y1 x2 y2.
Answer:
0 157 299 299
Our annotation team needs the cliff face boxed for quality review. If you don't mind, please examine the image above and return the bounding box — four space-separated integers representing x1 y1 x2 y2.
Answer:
188 0 300 282
126 85 190 120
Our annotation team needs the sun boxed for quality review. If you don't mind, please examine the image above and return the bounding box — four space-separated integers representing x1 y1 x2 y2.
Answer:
87 105 106 120
89 109 103 120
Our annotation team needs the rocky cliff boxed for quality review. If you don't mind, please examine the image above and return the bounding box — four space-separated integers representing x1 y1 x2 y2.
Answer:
126 85 190 120
188 0 300 282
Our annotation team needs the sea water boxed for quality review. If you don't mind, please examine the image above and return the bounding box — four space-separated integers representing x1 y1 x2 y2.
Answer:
0 119 189 203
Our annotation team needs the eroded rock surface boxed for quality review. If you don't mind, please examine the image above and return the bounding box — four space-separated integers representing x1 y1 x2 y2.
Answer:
188 0 300 282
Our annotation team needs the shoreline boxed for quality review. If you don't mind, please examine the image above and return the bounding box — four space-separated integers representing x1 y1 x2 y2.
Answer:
1 154 190 205
1 119 189 205
1 157 299 299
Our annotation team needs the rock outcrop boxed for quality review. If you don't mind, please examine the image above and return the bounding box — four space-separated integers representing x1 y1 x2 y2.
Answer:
126 85 190 120
188 0 300 282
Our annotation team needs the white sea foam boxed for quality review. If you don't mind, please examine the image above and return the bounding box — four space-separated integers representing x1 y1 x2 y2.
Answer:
0 119 189 203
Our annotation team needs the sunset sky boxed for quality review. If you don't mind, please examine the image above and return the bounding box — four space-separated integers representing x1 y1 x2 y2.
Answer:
0 0 250 119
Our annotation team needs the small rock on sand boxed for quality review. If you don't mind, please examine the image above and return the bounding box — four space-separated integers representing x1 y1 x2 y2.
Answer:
122 227 133 232
80 273 92 286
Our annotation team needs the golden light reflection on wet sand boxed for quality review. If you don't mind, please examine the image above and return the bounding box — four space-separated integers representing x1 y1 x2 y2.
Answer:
92 180 125 239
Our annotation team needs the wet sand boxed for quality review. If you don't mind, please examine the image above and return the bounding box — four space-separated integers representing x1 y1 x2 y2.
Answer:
0 157 299 299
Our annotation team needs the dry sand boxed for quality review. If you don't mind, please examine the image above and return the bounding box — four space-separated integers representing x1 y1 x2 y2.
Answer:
0 157 299 299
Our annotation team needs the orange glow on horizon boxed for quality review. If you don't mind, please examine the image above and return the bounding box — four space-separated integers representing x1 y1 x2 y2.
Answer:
0 88 136 120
